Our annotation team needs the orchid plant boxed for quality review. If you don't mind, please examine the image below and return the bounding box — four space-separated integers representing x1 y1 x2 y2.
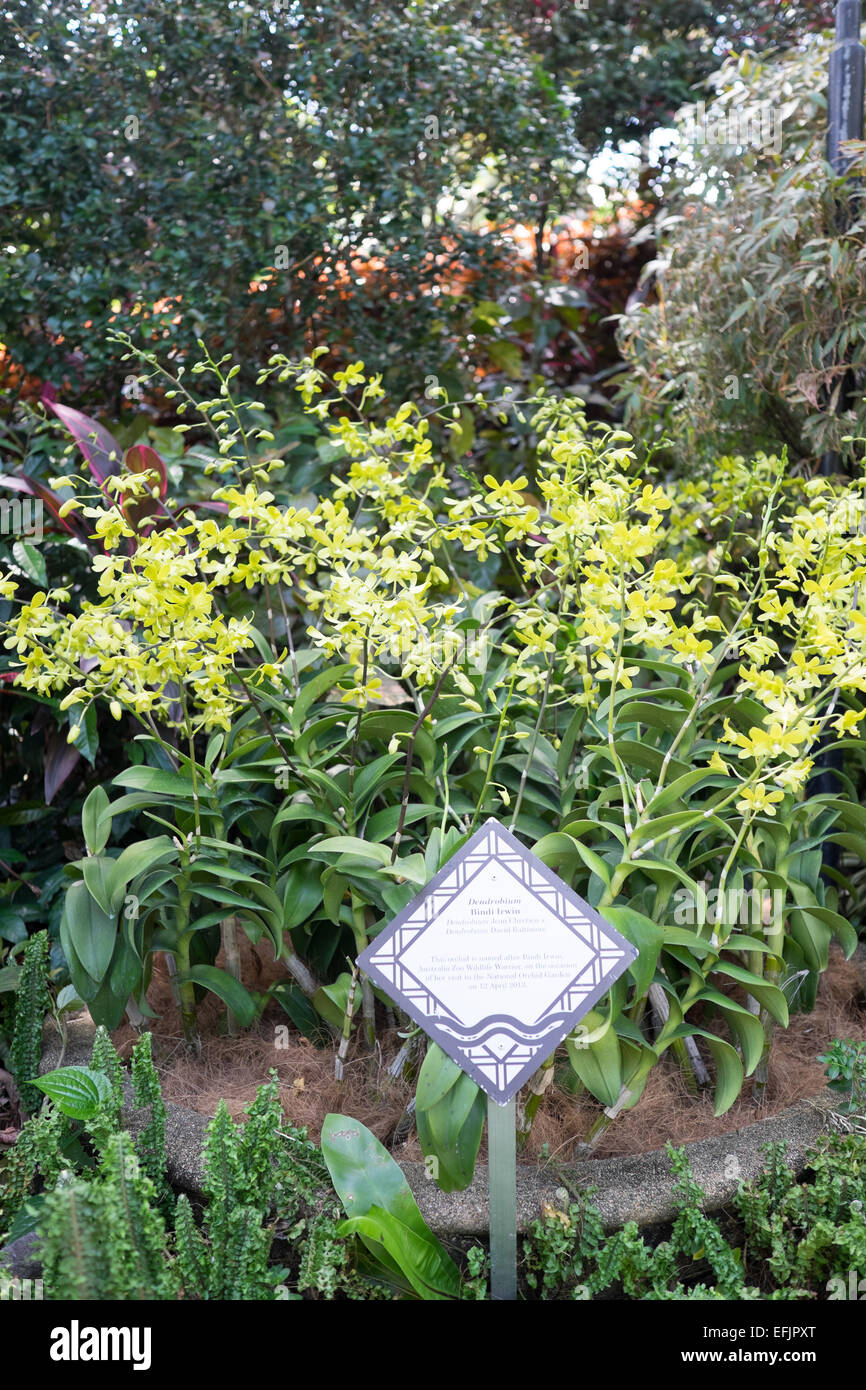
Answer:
3 337 864 1182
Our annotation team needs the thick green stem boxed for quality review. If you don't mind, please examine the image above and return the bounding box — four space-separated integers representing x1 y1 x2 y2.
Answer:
174 926 199 1052
351 893 376 1050
517 1054 556 1144
335 965 359 1085
753 882 783 1103
220 915 243 1036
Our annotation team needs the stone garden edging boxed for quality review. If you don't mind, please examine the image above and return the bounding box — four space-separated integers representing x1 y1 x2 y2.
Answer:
38 1015 840 1235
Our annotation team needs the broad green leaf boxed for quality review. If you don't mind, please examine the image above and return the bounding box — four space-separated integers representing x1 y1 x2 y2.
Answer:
281 864 325 930
711 961 789 1026
62 880 117 984
0 964 20 992
416 1042 463 1111
82 856 124 917
109 933 142 1001
377 854 428 885
322 1112 436 1240
291 663 354 733
571 839 612 890
80 970 131 1031
272 981 330 1047
56 984 84 1014
0 909 26 943
643 768 718 817
365 803 437 842
604 905 662 996
787 904 857 958
270 802 342 839
717 1005 764 1076
566 1009 622 1107
358 711 436 775
112 767 197 798
337 1209 460 1300
628 808 720 851
82 785 112 856
416 1076 484 1193
308 836 391 865
182 966 257 1026
661 927 715 955
354 753 401 811
113 836 176 888
12 540 47 587
666 1026 743 1117
322 869 348 926
629 855 709 894
322 1115 460 1297
313 971 354 1028
58 918 99 1003
33 1065 112 1120
616 700 688 736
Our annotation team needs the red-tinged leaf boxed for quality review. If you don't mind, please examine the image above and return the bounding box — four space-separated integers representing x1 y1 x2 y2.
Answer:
45 400 123 485
121 444 168 533
124 444 167 497
27 477 91 540
44 728 81 803
0 475 33 495
0 474 91 542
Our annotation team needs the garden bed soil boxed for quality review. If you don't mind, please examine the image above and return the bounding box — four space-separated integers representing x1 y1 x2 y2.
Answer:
101 938 866 1162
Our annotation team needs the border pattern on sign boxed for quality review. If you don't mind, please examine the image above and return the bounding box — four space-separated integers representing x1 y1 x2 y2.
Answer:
359 821 637 1103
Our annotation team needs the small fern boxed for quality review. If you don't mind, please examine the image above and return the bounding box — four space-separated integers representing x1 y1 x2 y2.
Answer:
10 930 51 1116
40 1178 110 1300
0 1101 66 1241
130 1031 169 1207
297 1206 351 1298
174 1193 207 1299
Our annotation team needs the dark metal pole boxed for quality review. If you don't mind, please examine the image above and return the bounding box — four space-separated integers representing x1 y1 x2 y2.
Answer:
821 0 864 481
827 0 865 180
814 3 865 825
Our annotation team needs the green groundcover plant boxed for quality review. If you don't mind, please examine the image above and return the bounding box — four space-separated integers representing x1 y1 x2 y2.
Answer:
2 1030 864 1300
2 342 866 1188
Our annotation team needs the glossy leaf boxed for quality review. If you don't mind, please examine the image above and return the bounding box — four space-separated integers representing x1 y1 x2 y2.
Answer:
34 1065 113 1120
182 966 257 1026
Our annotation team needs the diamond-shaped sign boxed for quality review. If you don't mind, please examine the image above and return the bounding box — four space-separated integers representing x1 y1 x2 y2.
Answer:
357 819 637 1104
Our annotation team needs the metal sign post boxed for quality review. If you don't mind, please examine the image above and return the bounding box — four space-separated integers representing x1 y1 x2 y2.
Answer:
358 818 636 1301
487 1096 517 1301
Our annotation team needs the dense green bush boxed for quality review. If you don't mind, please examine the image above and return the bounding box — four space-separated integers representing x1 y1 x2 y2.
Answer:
618 34 866 468
0 0 580 403
0 1 831 408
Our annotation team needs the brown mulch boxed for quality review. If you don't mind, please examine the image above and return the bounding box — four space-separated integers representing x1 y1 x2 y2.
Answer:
108 937 866 1162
